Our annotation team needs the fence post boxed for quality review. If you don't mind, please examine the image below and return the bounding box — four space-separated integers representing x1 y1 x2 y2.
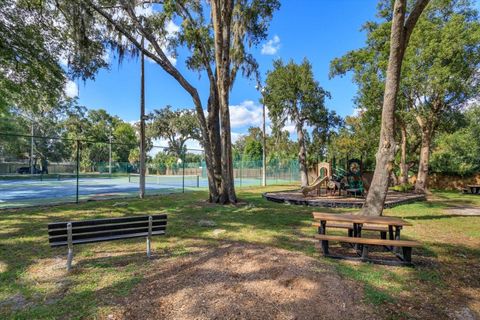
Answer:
30 124 34 177
182 152 185 193
76 140 80 204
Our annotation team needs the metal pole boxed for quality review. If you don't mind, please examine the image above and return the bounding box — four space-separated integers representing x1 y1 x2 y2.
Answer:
108 135 112 176
76 140 80 204
240 156 243 188
182 152 185 193
139 37 146 199
30 123 34 176
146 216 152 258
262 92 267 187
66 222 73 271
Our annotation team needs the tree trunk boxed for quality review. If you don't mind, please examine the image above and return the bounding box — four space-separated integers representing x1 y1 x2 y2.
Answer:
207 85 222 202
297 124 308 188
399 122 409 185
211 0 237 204
361 0 429 215
414 126 431 193
361 0 407 216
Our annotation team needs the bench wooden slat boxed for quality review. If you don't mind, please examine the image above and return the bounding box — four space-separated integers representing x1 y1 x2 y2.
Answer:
314 234 421 247
50 230 166 247
311 222 388 232
49 225 166 240
48 220 166 236
48 214 167 230
48 215 167 247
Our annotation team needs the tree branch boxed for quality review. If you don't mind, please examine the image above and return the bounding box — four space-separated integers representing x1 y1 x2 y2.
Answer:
404 0 430 41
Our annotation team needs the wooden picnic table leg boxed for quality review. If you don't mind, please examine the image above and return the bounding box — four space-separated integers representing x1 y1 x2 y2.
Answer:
353 223 363 253
319 220 329 255
387 225 395 251
394 226 402 253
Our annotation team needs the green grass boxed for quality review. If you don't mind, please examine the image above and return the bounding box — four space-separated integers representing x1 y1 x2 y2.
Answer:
0 186 479 319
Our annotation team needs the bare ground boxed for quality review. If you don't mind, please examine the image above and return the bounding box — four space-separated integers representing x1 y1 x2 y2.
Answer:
113 242 378 320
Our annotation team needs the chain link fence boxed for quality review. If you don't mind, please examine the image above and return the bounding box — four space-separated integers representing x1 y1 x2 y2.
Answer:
0 132 300 208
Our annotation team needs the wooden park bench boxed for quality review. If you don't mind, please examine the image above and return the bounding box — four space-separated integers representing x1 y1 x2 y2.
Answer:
48 214 167 271
313 212 420 266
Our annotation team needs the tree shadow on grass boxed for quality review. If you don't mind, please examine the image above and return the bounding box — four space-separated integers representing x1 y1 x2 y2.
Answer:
1 191 479 318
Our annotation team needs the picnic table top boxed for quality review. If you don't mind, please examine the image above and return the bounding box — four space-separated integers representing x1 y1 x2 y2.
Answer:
312 212 412 226
466 184 480 188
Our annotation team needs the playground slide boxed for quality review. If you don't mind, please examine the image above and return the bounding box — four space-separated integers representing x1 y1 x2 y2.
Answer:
301 175 329 196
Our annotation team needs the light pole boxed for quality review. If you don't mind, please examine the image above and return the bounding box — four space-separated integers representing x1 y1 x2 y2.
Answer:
108 134 112 176
256 84 267 187
30 122 34 176
139 36 146 199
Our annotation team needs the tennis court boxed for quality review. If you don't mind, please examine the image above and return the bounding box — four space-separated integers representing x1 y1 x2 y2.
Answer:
0 174 291 208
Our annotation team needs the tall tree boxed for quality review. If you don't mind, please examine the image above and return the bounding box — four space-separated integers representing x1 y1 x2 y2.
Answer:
0 0 65 112
49 0 279 203
401 0 480 193
332 0 429 215
430 104 480 176
333 0 479 196
148 106 201 158
362 0 429 215
263 58 332 187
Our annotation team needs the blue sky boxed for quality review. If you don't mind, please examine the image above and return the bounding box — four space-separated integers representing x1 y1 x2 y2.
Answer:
71 0 479 147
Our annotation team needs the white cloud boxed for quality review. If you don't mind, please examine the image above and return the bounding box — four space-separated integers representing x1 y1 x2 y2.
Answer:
165 20 180 35
134 5 153 17
261 35 281 55
284 123 297 136
144 20 179 66
231 132 243 144
65 80 78 98
229 100 269 128
58 53 68 66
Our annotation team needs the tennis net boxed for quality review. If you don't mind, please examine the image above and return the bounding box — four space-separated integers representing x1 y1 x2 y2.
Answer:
128 173 200 188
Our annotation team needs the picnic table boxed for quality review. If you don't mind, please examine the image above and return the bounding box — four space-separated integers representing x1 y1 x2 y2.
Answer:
465 185 480 194
312 212 420 266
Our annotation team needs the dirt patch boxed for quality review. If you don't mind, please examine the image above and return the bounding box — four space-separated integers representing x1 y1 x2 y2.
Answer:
116 242 377 320
446 206 480 216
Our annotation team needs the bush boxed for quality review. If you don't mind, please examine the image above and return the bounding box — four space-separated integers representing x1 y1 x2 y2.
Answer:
390 183 414 192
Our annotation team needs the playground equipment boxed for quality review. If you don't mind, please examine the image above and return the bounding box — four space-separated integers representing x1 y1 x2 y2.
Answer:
301 158 368 197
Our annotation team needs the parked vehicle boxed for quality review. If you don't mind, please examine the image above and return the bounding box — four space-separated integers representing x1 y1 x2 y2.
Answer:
17 166 46 174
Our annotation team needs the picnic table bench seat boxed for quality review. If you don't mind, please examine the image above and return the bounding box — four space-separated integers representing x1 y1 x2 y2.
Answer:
315 234 420 266
48 214 167 271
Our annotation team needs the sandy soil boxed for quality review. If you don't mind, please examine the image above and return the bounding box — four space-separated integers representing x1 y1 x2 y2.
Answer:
115 242 377 320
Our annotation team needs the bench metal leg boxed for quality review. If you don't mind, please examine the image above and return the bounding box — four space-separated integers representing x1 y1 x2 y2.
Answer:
66 222 73 271
147 216 152 258
146 238 151 258
67 248 74 271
